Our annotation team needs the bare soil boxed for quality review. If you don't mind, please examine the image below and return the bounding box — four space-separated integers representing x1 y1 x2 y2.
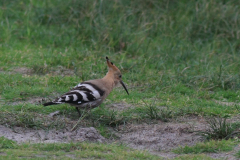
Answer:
13 67 33 75
7 97 46 106
106 102 133 111
115 120 202 152
1 67 75 76
214 100 240 106
113 116 203 159
47 66 75 76
114 115 240 159
0 125 105 143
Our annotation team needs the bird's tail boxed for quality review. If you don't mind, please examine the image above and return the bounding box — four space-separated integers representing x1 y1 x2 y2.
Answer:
43 102 59 106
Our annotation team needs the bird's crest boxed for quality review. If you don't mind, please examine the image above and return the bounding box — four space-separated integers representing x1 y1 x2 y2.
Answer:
106 57 120 71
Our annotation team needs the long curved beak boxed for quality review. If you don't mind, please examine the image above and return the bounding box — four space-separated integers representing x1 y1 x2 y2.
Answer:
120 80 129 95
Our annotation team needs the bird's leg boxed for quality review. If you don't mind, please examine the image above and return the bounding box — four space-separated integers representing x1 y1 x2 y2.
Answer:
76 107 81 117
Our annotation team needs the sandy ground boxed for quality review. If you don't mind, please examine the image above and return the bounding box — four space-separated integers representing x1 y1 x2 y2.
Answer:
114 116 239 159
0 67 75 76
0 125 105 143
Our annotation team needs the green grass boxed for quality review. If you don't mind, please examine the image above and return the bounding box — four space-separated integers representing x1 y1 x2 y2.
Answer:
0 137 160 160
0 137 17 149
196 117 240 140
173 154 217 160
173 139 236 154
1 0 240 159
235 150 240 159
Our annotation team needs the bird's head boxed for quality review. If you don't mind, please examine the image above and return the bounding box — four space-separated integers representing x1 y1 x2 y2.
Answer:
105 56 129 95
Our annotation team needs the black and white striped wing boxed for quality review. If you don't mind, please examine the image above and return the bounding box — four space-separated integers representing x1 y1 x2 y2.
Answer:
54 82 105 105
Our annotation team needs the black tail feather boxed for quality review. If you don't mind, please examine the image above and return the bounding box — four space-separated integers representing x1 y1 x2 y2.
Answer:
43 102 58 106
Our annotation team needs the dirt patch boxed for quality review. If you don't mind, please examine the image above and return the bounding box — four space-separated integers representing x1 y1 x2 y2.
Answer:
49 66 75 76
0 152 7 156
115 121 203 152
0 67 33 75
65 154 76 159
6 97 46 106
34 154 47 158
1 66 75 76
106 103 133 111
4 96 64 106
0 125 105 143
13 67 33 75
214 100 240 106
114 115 240 159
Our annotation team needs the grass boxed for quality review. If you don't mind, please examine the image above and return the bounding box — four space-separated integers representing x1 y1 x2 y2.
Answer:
196 117 240 140
0 0 240 159
235 150 240 159
0 137 17 149
0 137 160 160
173 154 217 160
142 100 173 122
173 139 236 154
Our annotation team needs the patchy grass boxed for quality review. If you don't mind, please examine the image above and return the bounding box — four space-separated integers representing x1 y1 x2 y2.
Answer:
141 100 173 122
88 107 126 127
0 137 17 149
196 117 240 140
0 142 160 160
0 110 68 130
173 154 216 160
173 139 236 154
235 150 240 159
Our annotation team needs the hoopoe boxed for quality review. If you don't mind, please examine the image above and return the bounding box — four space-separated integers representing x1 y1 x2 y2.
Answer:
43 57 129 115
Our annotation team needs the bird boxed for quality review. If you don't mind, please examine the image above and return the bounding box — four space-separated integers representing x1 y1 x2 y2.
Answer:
43 57 129 116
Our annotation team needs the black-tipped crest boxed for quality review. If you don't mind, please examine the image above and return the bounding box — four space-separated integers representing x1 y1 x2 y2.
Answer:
106 56 114 66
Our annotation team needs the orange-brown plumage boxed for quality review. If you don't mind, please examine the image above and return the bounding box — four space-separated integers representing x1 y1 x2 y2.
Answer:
44 57 129 116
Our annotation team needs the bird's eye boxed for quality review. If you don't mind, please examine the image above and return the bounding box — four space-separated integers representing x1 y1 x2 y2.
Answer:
119 75 122 78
